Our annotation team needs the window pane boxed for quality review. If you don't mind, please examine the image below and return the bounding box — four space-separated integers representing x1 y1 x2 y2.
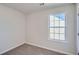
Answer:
55 28 60 34
50 19 54 26
50 15 54 20
60 34 65 40
55 13 65 21
55 16 60 21
50 34 54 39
50 28 54 33
55 34 59 40
55 20 59 26
50 16 54 26
60 21 65 26
60 28 65 33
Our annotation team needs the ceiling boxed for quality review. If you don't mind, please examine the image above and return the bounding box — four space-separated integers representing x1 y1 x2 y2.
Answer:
1 3 72 14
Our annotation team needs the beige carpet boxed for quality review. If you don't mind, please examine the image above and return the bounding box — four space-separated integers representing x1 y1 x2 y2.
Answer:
3 44 65 55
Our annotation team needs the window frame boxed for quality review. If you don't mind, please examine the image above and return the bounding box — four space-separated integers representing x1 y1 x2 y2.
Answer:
48 12 67 42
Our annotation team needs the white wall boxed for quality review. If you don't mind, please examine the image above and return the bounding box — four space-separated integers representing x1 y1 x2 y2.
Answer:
26 4 76 54
0 5 26 54
76 3 79 54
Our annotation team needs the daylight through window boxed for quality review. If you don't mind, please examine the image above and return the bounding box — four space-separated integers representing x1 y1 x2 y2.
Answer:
49 13 66 40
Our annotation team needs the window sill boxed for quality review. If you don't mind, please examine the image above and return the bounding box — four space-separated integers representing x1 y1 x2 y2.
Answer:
48 38 68 43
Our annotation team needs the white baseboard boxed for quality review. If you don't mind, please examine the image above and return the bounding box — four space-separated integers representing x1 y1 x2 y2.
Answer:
25 42 74 55
0 42 25 55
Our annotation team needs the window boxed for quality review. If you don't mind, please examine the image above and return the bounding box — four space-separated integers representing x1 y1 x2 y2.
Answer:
49 13 66 41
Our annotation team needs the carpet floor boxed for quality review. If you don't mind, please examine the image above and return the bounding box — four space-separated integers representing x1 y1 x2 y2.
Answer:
3 44 65 55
